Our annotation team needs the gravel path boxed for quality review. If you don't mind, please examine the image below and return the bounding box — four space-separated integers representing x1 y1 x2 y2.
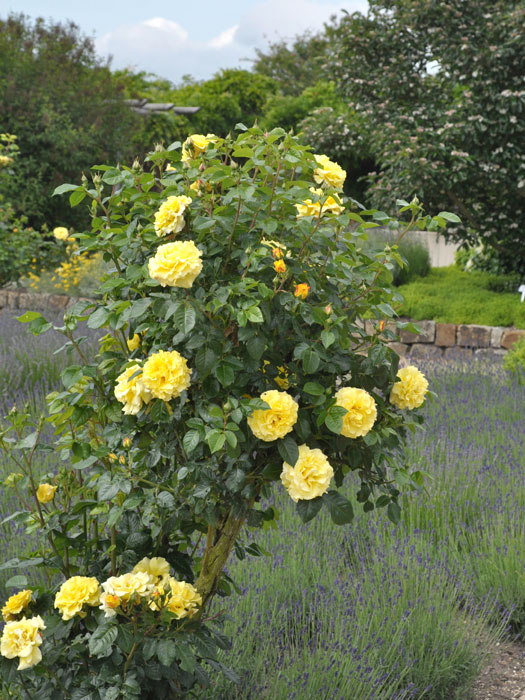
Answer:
471 641 525 700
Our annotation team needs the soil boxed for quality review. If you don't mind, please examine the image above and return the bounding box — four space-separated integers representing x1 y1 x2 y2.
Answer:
470 640 525 700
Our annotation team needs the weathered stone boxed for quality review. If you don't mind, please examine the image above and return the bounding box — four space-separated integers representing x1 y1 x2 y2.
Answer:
457 324 491 348
48 294 69 310
501 329 525 350
435 323 456 347
388 342 409 357
7 291 20 309
409 343 443 360
399 320 435 344
443 346 473 361
364 320 374 335
17 292 40 310
474 348 507 363
0 289 7 308
490 326 506 348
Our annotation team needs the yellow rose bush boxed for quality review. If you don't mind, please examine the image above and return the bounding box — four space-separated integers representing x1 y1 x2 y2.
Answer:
2 125 449 697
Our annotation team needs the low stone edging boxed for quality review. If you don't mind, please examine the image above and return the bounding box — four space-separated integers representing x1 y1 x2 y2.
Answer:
2 289 524 361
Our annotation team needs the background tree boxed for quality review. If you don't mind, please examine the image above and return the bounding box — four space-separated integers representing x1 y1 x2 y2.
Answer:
324 0 525 273
0 14 139 232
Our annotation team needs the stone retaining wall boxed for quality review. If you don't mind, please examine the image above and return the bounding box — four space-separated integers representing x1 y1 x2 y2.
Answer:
2 289 524 361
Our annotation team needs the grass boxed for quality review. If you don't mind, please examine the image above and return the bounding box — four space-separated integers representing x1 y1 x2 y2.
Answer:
1 313 524 699
397 266 525 328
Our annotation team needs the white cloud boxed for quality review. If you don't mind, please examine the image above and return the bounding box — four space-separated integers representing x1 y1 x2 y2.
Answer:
95 0 367 83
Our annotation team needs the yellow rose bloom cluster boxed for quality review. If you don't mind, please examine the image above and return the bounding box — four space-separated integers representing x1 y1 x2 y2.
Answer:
148 240 203 288
334 387 377 439
295 188 344 218
2 590 32 622
132 556 170 586
114 363 152 415
0 154 14 168
181 133 216 163
390 366 429 410
54 576 101 620
0 615 45 670
313 154 346 190
142 350 191 402
36 483 56 503
98 557 201 621
99 572 154 618
165 578 202 619
247 390 298 441
53 226 69 241
154 195 192 237
281 445 334 502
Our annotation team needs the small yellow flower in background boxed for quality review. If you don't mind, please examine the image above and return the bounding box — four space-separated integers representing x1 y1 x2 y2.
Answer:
274 259 286 274
53 226 69 241
114 363 152 416
295 188 344 218
148 240 203 288
54 576 101 620
274 366 290 390
2 590 32 622
181 134 216 163
154 195 192 237
127 333 140 352
0 615 45 670
165 578 202 619
189 179 211 194
334 387 377 439
108 452 118 462
36 483 56 503
132 557 170 587
119 455 126 465
4 472 23 487
122 437 132 449
272 246 284 259
294 283 310 300
281 444 334 502
313 154 347 190
390 366 429 410
0 155 13 168
142 350 191 402
165 163 176 172
248 389 298 441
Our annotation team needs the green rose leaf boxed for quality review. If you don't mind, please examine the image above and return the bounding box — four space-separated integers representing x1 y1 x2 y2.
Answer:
296 497 323 523
277 436 299 466
323 490 354 525
88 624 118 658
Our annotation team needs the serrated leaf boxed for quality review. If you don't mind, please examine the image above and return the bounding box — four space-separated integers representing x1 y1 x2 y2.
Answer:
325 406 347 435
156 639 178 666
387 501 401 524
437 211 461 223
303 381 325 396
323 491 354 525
5 575 28 589
52 183 79 196
277 436 299 466
321 330 335 348
183 430 200 454
302 348 320 374
296 497 323 523
87 307 109 329
88 624 118 657
207 431 225 454
69 189 87 207
195 347 216 377
175 303 196 335
17 311 42 323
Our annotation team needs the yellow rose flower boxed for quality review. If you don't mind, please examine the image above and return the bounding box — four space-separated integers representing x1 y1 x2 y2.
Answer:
0 155 14 168
127 333 140 352
154 195 192 237
101 572 153 607
280 444 333 502
53 226 69 241
54 576 101 620
334 387 377 439
189 179 211 194
165 578 202 619
273 259 287 274
99 593 121 618
294 283 310 300
36 483 56 503
0 616 45 670
313 154 347 190
295 188 344 217
2 590 32 622
248 389 298 441
132 556 170 586
142 350 191 402
181 134 213 162
148 240 203 288
114 363 152 415
390 366 429 410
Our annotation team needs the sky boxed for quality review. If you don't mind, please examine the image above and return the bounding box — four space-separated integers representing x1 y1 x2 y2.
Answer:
1 0 368 83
